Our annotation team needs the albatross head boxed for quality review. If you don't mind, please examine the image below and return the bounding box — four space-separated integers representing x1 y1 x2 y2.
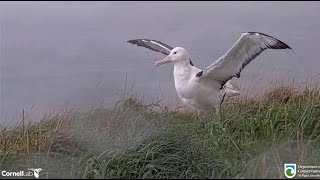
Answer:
155 47 189 67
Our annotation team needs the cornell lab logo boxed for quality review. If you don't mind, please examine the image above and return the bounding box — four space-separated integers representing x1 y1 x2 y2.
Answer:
1 168 43 178
28 168 43 178
284 164 296 178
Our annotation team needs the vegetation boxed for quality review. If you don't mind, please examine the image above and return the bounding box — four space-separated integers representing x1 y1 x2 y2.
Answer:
1 82 320 179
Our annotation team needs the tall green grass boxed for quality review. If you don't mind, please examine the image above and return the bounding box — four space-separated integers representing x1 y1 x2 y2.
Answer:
1 82 320 179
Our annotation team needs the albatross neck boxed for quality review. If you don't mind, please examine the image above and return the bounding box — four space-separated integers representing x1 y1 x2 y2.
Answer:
173 60 193 78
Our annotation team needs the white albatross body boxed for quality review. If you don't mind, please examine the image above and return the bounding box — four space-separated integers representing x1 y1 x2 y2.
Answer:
128 32 292 114
170 50 224 112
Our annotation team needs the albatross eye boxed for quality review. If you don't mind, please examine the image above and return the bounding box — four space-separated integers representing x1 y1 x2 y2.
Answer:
173 52 177 54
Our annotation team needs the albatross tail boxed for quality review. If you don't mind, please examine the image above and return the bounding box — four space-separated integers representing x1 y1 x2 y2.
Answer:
222 81 241 103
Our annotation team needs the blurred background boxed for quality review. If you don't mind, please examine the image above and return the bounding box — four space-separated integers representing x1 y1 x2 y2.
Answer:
1 1 320 126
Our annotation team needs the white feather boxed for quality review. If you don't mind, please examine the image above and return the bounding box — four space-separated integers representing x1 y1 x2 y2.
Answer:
201 32 290 85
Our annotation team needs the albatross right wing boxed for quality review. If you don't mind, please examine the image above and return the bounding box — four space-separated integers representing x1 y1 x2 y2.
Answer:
198 32 292 87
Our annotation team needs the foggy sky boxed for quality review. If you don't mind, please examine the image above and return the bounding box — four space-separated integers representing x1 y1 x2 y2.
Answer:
1 1 320 126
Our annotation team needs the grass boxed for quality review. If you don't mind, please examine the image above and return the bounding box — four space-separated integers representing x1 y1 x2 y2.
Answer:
1 82 320 179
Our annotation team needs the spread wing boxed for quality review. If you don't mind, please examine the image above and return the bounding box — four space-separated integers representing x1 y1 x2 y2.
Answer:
127 39 194 66
197 32 292 87
127 39 173 55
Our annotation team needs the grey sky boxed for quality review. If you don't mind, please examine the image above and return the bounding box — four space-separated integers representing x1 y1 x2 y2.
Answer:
1 1 320 126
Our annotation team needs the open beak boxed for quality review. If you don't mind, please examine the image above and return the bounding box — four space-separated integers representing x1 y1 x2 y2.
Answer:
155 55 172 67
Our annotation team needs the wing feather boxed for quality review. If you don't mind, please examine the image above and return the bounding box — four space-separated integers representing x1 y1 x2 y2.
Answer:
199 32 292 87
127 39 173 55
127 39 194 66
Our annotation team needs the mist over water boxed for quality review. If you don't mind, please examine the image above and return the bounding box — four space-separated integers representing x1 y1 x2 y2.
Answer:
1 1 320 126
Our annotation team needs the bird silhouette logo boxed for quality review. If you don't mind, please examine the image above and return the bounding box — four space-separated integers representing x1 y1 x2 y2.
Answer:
27 168 43 178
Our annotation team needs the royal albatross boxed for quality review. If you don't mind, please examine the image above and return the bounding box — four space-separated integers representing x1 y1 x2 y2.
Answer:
127 32 292 115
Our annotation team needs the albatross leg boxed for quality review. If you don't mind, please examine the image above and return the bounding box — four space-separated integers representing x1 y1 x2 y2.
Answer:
197 109 201 117
215 106 220 115
197 109 205 120
197 109 201 120
214 106 221 121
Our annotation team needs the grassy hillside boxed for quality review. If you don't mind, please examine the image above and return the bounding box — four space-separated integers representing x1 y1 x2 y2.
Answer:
1 83 320 179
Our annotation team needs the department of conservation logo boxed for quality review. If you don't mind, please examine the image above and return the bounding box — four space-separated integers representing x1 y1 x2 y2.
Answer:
284 164 296 178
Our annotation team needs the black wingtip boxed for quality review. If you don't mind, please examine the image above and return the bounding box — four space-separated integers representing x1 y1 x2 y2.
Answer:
286 44 294 51
127 39 136 44
245 32 293 51
275 40 293 51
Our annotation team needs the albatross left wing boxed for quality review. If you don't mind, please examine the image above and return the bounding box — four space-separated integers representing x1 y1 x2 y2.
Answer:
127 39 173 55
127 39 194 66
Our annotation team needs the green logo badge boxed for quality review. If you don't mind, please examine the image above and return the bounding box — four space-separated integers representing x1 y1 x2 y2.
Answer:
284 164 296 178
